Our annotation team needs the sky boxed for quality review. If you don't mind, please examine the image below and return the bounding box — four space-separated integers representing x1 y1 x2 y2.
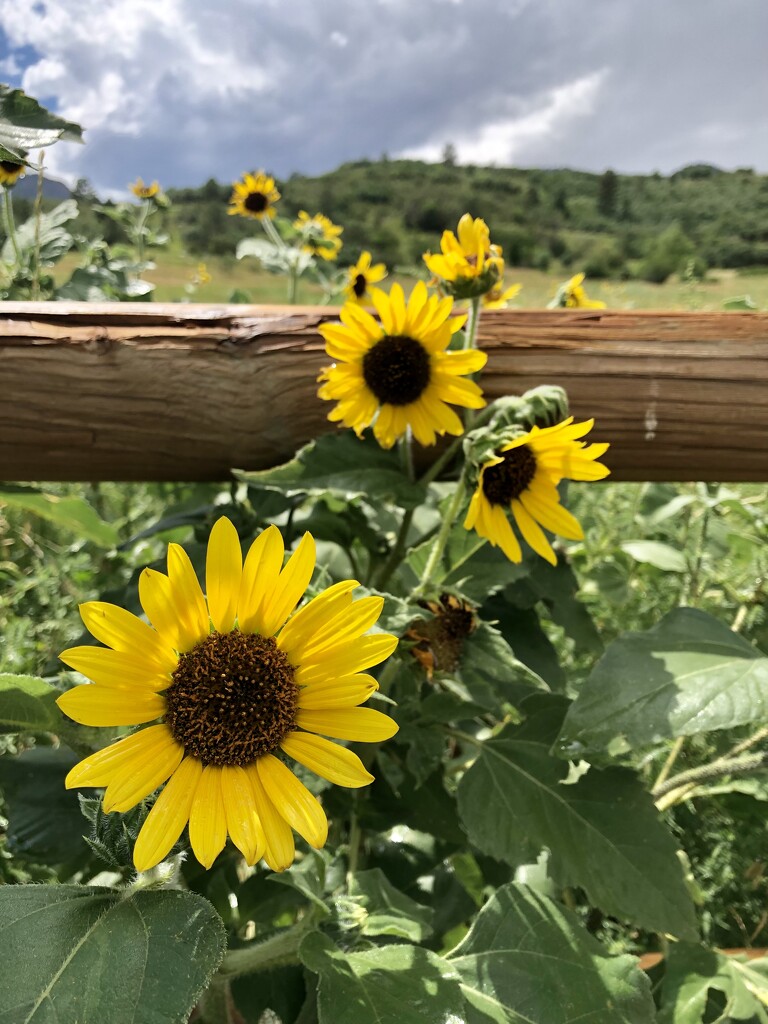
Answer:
0 0 766 195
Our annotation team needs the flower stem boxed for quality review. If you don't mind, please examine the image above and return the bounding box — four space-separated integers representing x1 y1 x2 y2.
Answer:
413 473 467 599
653 736 686 790
31 152 45 300
654 751 768 810
217 920 311 980
462 296 482 430
3 187 21 267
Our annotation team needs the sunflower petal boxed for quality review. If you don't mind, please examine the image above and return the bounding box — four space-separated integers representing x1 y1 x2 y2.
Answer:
57 684 166 727
257 754 328 849
59 645 170 691
245 763 295 871
512 499 557 565
238 526 284 633
188 765 228 869
281 732 374 788
294 633 398 685
206 517 242 634
297 674 379 709
259 533 316 637
133 756 202 872
65 724 175 789
139 568 184 651
78 602 176 673
296 707 398 743
221 765 266 865
277 580 358 658
288 595 383 662
167 543 210 651
102 732 184 813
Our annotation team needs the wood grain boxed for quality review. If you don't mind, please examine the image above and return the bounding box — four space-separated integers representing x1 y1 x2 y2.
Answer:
2 301 767 482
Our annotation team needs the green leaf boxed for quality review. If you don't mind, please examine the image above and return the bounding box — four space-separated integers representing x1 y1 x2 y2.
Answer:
0 884 225 1023
621 540 688 571
457 695 698 938
457 621 549 710
0 85 83 160
299 932 465 1024
235 432 425 509
0 673 59 733
0 485 118 547
231 966 306 1024
658 943 768 1023
1 199 78 266
349 867 433 941
558 608 768 757
448 882 656 1023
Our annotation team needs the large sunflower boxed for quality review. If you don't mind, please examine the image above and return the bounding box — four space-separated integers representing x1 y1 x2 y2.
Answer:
423 214 503 299
345 250 387 304
57 518 398 873
318 281 487 449
294 211 343 261
464 418 610 564
228 171 281 220
0 160 24 187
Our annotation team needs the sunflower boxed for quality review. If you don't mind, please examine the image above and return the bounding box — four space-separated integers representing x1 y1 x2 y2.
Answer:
0 160 24 186
423 214 503 299
294 211 343 261
129 177 161 200
57 517 399 873
345 251 387 303
228 171 281 220
482 280 522 310
464 418 610 564
318 281 487 449
558 272 606 309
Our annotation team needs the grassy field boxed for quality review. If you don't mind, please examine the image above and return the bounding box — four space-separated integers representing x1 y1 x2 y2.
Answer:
54 250 768 309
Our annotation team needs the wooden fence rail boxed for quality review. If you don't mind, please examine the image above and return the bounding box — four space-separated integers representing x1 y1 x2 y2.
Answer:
1 302 767 482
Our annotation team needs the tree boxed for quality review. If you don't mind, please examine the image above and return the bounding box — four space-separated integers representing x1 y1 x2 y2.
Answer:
597 169 618 217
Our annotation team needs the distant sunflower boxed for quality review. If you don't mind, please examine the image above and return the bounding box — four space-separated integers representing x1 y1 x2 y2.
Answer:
294 211 343 261
129 177 161 200
482 280 522 310
58 517 398 873
318 281 487 448
423 213 503 299
0 160 24 187
559 273 606 309
228 171 281 220
464 418 610 564
345 251 387 303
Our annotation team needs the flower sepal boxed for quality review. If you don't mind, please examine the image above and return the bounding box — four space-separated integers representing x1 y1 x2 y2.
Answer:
438 260 502 301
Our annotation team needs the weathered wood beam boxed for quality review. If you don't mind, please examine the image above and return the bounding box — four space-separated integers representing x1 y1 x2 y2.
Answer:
1 302 767 482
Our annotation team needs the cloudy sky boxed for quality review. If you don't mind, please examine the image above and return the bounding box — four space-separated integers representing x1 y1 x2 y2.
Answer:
1 0 766 194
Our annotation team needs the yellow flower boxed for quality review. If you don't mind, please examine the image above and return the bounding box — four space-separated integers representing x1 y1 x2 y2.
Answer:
228 171 281 220
57 517 398 873
345 251 387 303
0 160 24 187
482 281 522 310
561 273 606 309
318 281 486 449
194 262 212 285
423 213 503 299
293 211 343 261
129 177 161 200
464 418 610 564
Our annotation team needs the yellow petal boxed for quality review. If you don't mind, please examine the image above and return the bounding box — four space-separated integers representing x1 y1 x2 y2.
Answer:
188 765 228 869
79 602 176 673
59 645 170 692
133 756 202 871
511 499 556 565
103 732 184 813
256 754 328 849
277 580 358 659
298 674 379 709
221 765 266 865
280 732 374 788
139 568 184 650
295 708 399 743
206 517 242 634
245 762 295 871
238 525 284 633
65 724 175 789
490 503 523 563
520 491 584 541
295 633 398 685
57 684 165 727
258 533 316 638
288 595 384 663
167 543 210 651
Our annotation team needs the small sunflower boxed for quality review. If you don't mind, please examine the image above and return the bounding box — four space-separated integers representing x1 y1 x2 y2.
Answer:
57 517 398 873
0 160 24 187
464 418 610 564
557 272 606 309
345 251 387 303
129 177 161 200
423 214 503 299
294 211 343 261
318 281 487 449
482 280 522 310
228 171 281 220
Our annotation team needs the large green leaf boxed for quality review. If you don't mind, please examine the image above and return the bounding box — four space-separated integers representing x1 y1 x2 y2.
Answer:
1 199 77 265
448 883 655 1023
349 867 433 941
0 85 83 160
0 486 118 547
0 885 225 1023
299 932 465 1024
0 673 60 733
658 943 768 1023
235 432 425 509
558 608 768 758
457 695 698 938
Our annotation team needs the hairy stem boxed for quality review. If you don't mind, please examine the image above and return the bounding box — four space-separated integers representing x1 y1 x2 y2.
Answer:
654 750 768 810
2 187 21 266
412 474 467 599
31 152 45 300
218 921 312 980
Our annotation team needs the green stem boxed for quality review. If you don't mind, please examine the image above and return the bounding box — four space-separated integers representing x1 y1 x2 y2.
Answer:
373 507 414 591
135 200 150 265
412 475 468 600
31 152 44 300
3 187 21 266
462 296 483 430
653 736 686 790
198 978 234 1024
399 429 415 482
218 921 311 980
346 806 362 885
654 751 768 808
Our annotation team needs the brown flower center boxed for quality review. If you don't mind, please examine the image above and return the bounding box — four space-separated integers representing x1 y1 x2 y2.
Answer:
244 191 269 213
164 631 298 766
0 161 22 175
362 334 431 406
482 445 537 505
353 273 367 298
